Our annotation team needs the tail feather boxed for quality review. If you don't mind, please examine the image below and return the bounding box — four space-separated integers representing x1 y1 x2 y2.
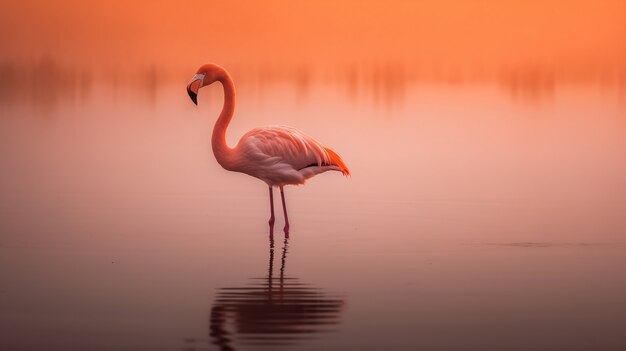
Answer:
324 147 350 176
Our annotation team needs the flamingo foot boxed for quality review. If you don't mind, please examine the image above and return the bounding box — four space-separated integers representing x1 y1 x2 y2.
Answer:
268 216 275 236
279 186 290 238
268 186 275 237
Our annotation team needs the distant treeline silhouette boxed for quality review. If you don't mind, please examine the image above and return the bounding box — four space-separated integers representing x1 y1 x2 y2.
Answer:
1 56 624 108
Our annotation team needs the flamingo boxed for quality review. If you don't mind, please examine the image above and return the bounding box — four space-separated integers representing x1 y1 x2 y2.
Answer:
186 63 349 235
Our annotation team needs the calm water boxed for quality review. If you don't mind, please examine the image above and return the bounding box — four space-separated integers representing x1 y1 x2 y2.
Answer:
1 77 626 350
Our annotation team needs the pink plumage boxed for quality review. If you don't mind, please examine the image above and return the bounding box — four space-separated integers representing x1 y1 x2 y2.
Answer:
234 126 350 186
187 63 349 235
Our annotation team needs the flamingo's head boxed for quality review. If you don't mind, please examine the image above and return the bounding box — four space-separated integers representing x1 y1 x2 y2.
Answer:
187 63 227 106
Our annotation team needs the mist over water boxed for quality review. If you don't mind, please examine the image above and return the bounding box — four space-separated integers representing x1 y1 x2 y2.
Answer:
2 56 626 109
2 1 626 350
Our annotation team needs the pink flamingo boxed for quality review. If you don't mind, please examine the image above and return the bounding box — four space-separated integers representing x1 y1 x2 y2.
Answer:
187 63 350 235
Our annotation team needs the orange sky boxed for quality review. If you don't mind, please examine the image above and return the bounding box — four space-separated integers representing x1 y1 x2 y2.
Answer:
1 0 625 72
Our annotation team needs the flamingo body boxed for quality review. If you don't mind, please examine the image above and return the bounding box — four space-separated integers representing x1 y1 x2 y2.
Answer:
187 63 349 234
231 125 349 186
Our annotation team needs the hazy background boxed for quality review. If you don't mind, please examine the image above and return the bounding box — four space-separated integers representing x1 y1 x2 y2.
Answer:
2 1 626 350
1 0 626 104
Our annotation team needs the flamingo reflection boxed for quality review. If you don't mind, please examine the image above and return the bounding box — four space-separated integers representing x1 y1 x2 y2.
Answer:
207 238 345 350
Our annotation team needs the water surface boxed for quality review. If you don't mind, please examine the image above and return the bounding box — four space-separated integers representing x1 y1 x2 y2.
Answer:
1 76 626 350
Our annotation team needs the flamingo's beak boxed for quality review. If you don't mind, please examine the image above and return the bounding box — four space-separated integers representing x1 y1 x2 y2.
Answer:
186 73 205 106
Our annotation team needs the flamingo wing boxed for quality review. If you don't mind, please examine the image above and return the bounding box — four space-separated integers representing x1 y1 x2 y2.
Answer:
233 126 349 185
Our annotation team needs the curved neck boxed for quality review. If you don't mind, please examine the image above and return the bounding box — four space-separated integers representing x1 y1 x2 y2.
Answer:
212 73 236 169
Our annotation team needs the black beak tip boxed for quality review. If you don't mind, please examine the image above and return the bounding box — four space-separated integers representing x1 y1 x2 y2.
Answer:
187 87 198 105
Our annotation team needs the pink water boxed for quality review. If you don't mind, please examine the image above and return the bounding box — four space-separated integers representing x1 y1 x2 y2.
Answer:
1 78 626 350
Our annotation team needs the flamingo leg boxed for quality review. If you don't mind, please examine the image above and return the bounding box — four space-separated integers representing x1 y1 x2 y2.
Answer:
280 186 290 236
268 186 275 236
